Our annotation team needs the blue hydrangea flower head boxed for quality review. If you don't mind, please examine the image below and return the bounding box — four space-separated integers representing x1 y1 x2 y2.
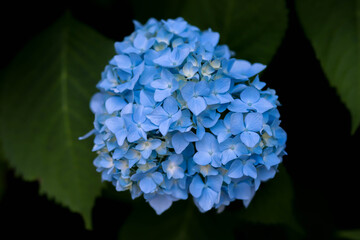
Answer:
82 17 287 215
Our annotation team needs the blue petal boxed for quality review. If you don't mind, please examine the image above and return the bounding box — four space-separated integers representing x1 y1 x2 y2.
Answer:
228 99 249 113
227 60 251 79
196 132 216 152
187 97 207 116
139 176 157 193
207 175 223 192
244 112 263 132
140 89 156 108
240 131 260 148
195 81 211 96
163 96 179 115
198 187 218 211
171 132 189 154
141 120 158 132
146 106 168 125
159 119 171 136
227 160 244 178
252 98 274 113
133 105 146 123
154 88 172 102
163 17 187 34
193 152 212 165
263 153 281 169
189 174 204 198
180 82 195 101
105 96 127 114
149 195 173 215
230 113 245 135
221 149 237 165
114 54 131 72
201 30 220 48
233 182 252 200
90 93 105 114
240 87 260 104
151 172 164 185
243 160 257 179
247 63 266 77
151 78 169 89
213 78 231 93
105 117 125 134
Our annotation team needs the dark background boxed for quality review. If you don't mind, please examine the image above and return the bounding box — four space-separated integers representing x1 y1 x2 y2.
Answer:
0 0 359 239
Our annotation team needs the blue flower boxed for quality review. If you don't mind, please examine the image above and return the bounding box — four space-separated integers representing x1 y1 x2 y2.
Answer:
150 69 179 102
123 105 157 142
228 86 273 113
131 168 164 194
146 96 182 135
193 133 222 167
162 154 186 179
181 81 210 115
230 112 263 148
84 17 287 215
190 174 223 211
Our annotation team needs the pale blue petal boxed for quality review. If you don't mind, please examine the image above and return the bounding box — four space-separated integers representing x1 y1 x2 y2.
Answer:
163 96 179 115
152 172 164 185
149 195 173 215
210 120 226 136
159 119 172 136
227 160 244 178
139 176 157 193
115 129 127 146
263 153 281 169
127 126 141 142
240 131 260 148
196 132 214 152
154 88 172 102
230 112 245 135
183 131 199 142
193 152 212 165
228 99 249 113
114 55 131 71
245 113 263 132
141 120 158 131
180 82 195 101
221 149 237 165
217 93 234 104
172 132 189 154
213 78 231 93
252 98 274 113
187 97 207 116
105 117 125 134
105 96 127 114
243 160 257 179
247 63 266 77
196 81 211 96
240 87 260 104
189 174 204 198
233 182 252 200
207 175 223 192
146 106 168 125
151 78 168 89
198 187 218 211
133 105 146 123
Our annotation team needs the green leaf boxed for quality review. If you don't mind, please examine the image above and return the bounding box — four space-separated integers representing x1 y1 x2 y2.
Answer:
119 200 235 240
0 13 114 229
130 0 288 64
295 0 360 133
239 166 302 233
337 229 360 240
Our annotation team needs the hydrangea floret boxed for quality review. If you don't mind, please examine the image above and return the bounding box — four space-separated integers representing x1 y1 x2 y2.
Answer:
83 17 287 214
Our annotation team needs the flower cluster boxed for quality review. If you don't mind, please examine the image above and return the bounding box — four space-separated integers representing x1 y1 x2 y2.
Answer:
85 17 287 214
